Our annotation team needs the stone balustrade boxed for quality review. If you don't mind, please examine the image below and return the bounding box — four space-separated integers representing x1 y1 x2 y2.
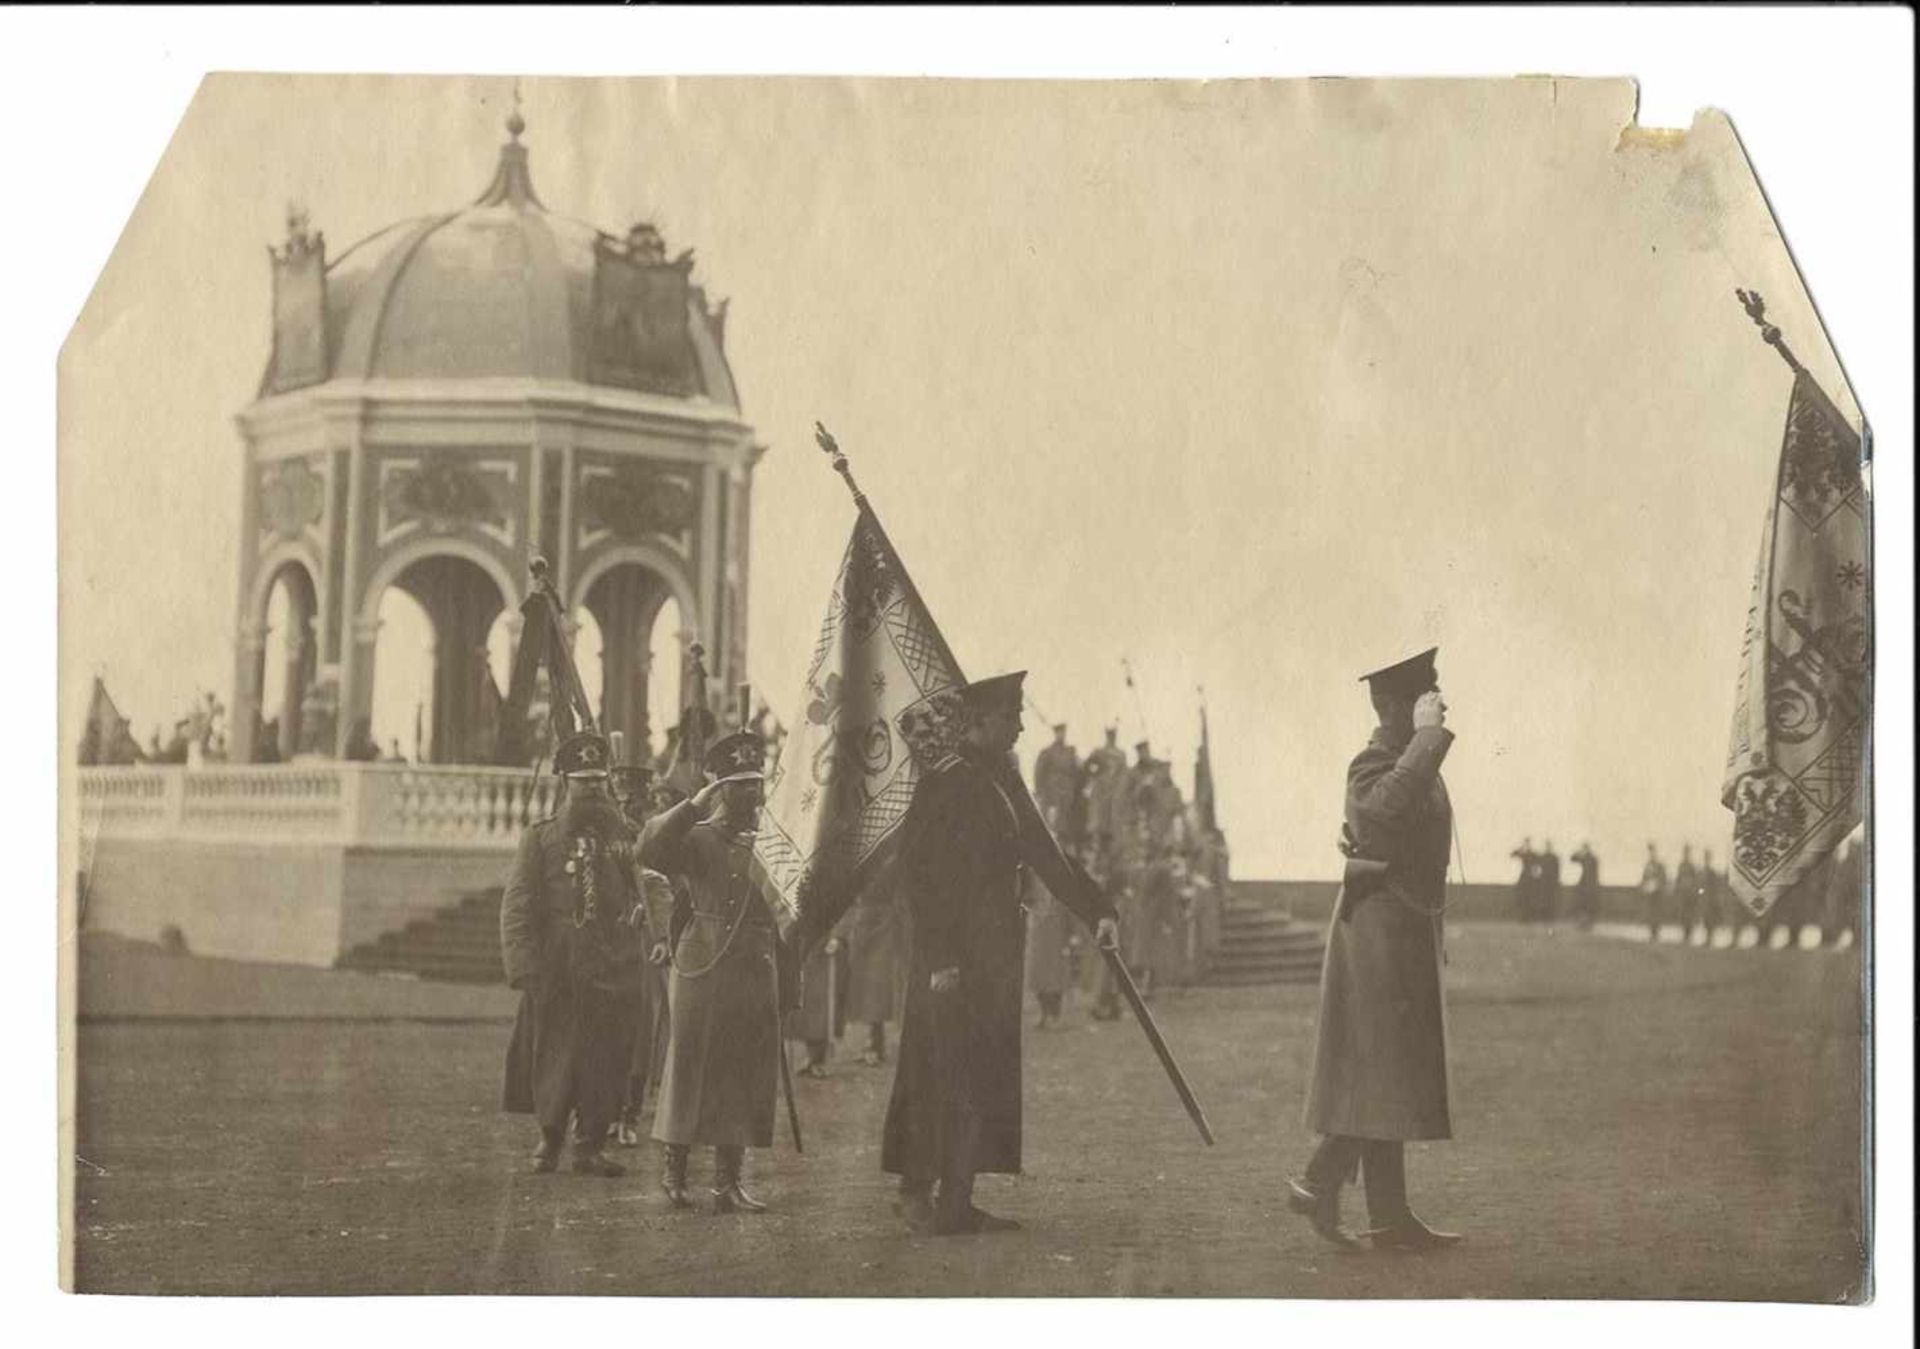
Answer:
77 762 562 851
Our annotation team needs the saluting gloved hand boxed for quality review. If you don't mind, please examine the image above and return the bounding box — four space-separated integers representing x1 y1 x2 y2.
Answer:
1414 690 1448 730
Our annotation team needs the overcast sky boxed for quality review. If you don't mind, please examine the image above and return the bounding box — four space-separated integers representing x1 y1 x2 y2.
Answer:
60 75 1861 879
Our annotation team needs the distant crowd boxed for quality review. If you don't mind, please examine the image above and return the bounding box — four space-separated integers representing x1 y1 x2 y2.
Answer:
1508 834 1862 950
783 724 1235 1079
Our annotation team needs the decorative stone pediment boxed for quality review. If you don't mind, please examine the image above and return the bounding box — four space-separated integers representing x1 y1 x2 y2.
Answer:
377 453 518 547
577 460 697 551
258 456 326 544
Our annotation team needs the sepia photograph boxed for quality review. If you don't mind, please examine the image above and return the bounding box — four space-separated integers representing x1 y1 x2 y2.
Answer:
23 6 1912 1328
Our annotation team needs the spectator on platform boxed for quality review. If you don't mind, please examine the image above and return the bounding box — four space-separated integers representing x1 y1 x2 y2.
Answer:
1673 845 1701 945
1024 868 1075 1029
1538 840 1563 925
1510 839 1538 922
1640 843 1669 943
1698 849 1725 941
1569 842 1601 929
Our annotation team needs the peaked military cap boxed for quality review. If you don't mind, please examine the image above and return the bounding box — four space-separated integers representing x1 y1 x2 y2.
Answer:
1359 646 1440 698
554 730 613 778
960 671 1026 713
611 761 655 790
705 729 768 784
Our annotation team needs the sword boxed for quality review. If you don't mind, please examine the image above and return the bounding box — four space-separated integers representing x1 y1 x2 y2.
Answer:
777 1011 805 1154
1098 938 1216 1146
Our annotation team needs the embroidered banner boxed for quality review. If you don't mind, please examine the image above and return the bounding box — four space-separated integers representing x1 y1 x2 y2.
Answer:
751 507 965 943
1721 369 1870 916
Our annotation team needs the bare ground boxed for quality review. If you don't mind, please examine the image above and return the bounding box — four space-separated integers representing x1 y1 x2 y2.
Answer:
70 924 1867 1299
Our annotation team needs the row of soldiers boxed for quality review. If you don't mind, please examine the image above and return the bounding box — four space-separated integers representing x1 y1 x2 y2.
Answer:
1031 725 1231 1020
784 725 1234 1066
1508 836 1862 948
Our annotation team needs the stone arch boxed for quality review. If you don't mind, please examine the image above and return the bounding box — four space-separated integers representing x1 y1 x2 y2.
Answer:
573 549 697 764
358 535 522 632
361 549 513 765
249 554 320 761
568 542 699 631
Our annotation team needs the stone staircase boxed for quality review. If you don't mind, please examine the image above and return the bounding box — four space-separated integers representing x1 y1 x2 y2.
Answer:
336 887 505 985
337 880 1328 990
1202 895 1326 987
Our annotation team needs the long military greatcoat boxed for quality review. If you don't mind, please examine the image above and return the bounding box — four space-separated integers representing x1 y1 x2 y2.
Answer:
1305 725 1455 1142
641 801 784 1149
499 818 651 1133
882 749 1116 1178
790 919 850 1044
1022 870 1075 999
625 869 676 1090
843 883 906 1026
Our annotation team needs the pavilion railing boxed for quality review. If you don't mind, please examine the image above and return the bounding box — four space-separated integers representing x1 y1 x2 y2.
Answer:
76 762 562 851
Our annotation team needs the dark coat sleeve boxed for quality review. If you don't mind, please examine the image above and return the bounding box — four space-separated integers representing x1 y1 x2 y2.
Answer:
898 767 991 974
500 825 546 989
1016 799 1118 930
637 797 701 874
1347 727 1454 860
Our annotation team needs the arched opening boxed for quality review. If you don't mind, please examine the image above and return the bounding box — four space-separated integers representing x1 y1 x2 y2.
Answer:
647 596 684 761
369 588 434 761
579 561 684 765
364 553 508 765
570 606 606 727
252 561 318 762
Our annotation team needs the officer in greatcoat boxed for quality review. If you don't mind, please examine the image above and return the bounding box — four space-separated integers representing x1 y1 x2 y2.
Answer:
1023 867 1075 1028
843 878 907 1065
610 754 675 1147
1290 647 1463 1253
1641 843 1670 943
789 917 850 1078
1034 723 1082 838
640 729 786 1213
881 672 1119 1235
499 731 653 1177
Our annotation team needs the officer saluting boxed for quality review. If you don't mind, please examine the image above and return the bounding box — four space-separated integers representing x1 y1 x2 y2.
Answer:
1290 646 1463 1252
640 727 785 1213
499 730 653 1177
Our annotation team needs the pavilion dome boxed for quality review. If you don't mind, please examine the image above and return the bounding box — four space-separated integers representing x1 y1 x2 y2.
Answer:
259 112 738 408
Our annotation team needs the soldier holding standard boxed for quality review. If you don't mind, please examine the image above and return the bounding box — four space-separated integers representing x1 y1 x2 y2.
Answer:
882 672 1119 1235
1290 647 1463 1253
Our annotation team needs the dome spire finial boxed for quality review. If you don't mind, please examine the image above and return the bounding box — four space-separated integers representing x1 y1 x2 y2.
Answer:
506 78 526 142
475 78 543 211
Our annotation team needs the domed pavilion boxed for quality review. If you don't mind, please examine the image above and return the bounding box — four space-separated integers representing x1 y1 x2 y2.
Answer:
232 109 761 765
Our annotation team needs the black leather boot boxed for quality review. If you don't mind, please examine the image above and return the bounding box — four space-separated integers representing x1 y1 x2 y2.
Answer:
530 1127 564 1174
1287 1177 1365 1253
712 1145 767 1213
572 1126 626 1176
660 1144 695 1209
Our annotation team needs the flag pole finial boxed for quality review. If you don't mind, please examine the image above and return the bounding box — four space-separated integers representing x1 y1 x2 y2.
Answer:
815 422 869 510
1735 288 1804 375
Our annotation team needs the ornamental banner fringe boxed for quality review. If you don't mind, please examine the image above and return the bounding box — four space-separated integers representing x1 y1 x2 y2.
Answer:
751 508 967 946
1721 369 1870 917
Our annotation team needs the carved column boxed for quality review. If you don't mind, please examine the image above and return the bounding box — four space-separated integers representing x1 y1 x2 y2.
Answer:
232 623 267 764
